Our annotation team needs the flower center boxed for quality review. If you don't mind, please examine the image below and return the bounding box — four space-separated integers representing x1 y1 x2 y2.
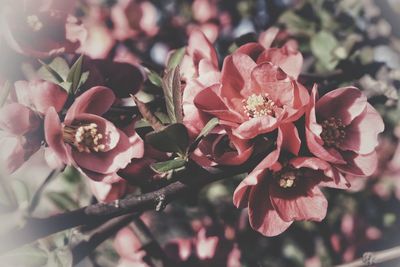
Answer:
320 117 346 148
278 171 297 188
63 123 106 153
243 93 276 118
26 15 43 32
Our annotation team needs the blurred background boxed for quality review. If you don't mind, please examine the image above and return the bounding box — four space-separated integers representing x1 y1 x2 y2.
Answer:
1 0 400 266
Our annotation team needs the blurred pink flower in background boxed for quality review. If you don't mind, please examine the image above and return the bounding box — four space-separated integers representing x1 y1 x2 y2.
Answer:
114 227 150 267
0 80 67 173
0 0 86 58
112 0 159 40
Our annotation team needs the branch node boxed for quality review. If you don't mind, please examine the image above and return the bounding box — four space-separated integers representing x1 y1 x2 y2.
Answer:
362 252 375 266
155 194 166 212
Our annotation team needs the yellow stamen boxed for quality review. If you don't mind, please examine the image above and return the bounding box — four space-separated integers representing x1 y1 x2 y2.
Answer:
320 117 346 148
243 93 277 118
63 123 106 153
26 15 43 32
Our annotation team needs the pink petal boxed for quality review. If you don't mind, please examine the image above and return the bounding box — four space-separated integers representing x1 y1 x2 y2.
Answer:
248 175 292 236
256 47 303 79
194 84 243 123
270 187 328 222
279 123 301 156
220 53 257 107
0 103 39 135
14 80 67 114
235 43 265 61
258 27 279 48
187 29 218 69
316 87 367 125
65 86 115 124
89 179 127 203
72 129 133 175
339 103 384 154
336 151 378 177
44 107 70 164
233 115 279 139
114 227 142 259
0 134 25 173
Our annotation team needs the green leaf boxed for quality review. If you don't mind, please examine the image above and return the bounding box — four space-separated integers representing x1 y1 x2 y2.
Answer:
147 70 163 87
0 245 48 267
189 118 219 152
151 158 187 173
38 60 65 84
167 47 185 70
78 71 89 89
195 118 219 143
162 66 183 123
146 123 189 154
66 55 84 94
278 11 316 36
47 192 79 211
310 31 339 71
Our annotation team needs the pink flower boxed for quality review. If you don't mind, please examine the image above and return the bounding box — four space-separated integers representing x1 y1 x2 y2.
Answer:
192 0 218 24
114 227 149 267
0 80 67 173
233 124 343 236
44 86 144 181
79 5 115 59
0 0 86 58
193 29 308 140
111 0 159 40
181 31 253 165
88 178 128 203
14 80 68 114
306 86 384 178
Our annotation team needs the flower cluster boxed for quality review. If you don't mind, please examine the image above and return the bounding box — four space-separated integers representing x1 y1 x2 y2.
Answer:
0 0 386 252
181 28 385 236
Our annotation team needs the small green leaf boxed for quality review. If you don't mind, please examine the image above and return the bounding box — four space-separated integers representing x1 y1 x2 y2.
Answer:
47 192 79 211
38 60 65 84
189 118 219 152
0 245 48 267
195 118 219 143
151 158 187 173
162 66 182 123
66 55 84 94
78 71 89 89
167 47 186 70
147 70 163 87
310 31 339 71
146 123 189 154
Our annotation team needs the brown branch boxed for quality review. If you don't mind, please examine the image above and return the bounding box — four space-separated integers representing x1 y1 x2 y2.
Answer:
335 246 400 267
0 160 256 254
130 218 171 267
71 214 137 266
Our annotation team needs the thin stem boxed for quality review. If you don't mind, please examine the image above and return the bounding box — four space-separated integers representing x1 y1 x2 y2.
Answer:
0 160 257 254
335 245 400 267
130 218 170 267
71 214 137 265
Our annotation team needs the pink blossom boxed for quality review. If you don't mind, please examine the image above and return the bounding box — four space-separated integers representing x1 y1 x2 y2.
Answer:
111 0 159 40
0 0 86 58
44 86 144 181
233 124 344 236
88 178 128 203
0 80 66 173
114 227 149 267
193 28 308 140
192 0 218 24
181 31 253 165
306 86 384 178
